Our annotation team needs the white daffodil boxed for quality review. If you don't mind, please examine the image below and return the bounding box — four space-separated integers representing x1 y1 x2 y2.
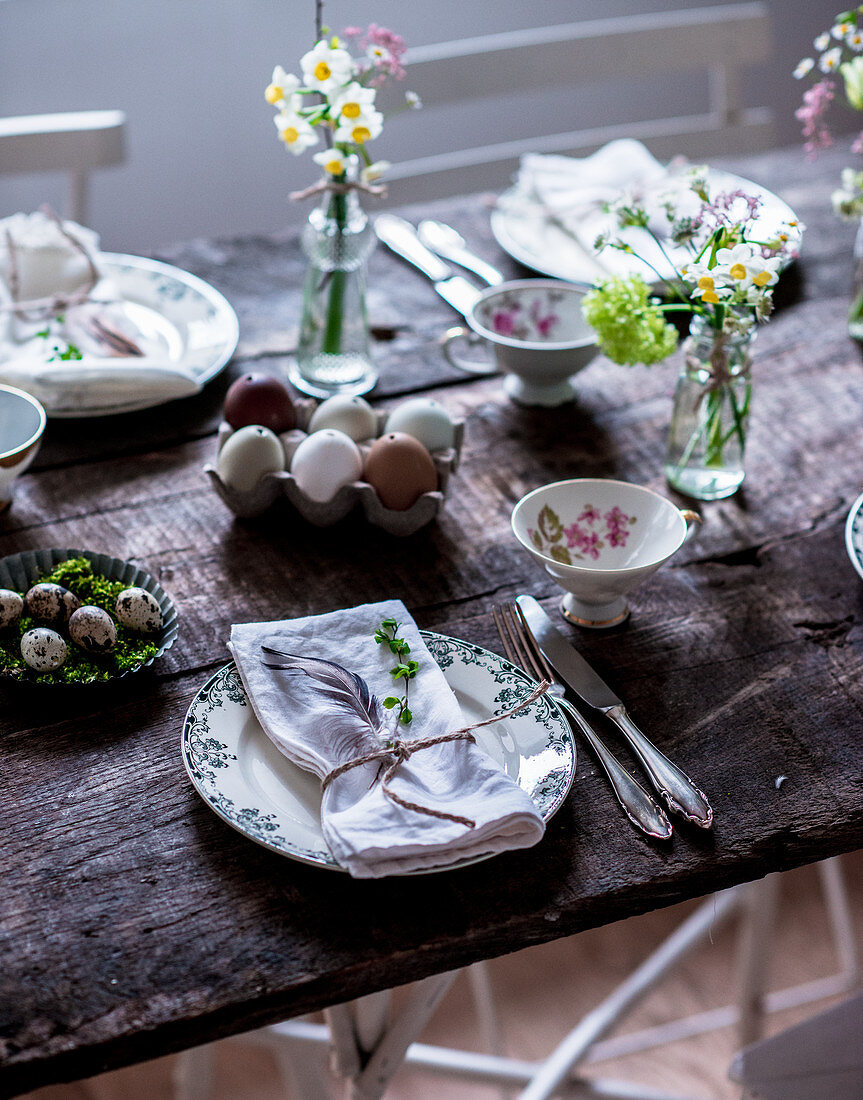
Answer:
313 148 350 176
265 66 300 107
329 82 377 125
690 274 729 305
300 40 355 94
334 108 384 147
848 29 863 51
366 43 392 65
820 46 843 72
274 110 318 154
794 57 815 79
405 91 422 109
833 20 855 40
361 160 391 183
815 32 832 51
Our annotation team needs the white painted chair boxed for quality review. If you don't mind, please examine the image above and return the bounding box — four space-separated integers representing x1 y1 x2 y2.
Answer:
0 109 126 224
383 3 775 206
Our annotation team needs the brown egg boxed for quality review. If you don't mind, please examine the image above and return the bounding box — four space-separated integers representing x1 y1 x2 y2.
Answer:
223 373 296 432
363 432 438 511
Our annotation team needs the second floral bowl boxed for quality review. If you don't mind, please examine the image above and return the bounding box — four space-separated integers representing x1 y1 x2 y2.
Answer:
511 478 700 627
441 280 598 406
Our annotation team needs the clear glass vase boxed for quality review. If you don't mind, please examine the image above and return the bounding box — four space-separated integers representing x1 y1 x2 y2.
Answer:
291 162 377 398
850 216 863 341
664 315 753 501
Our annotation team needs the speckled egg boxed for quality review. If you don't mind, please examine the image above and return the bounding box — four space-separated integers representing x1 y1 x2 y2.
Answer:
0 589 24 630
290 429 363 502
115 587 163 634
385 399 456 452
217 425 286 492
24 583 80 626
308 395 378 442
69 605 117 654
20 627 67 671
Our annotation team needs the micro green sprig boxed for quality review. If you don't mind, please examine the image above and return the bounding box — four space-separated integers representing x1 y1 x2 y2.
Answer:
373 617 419 726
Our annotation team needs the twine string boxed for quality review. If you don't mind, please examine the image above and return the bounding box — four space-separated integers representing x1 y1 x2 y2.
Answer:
321 679 551 829
289 177 388 203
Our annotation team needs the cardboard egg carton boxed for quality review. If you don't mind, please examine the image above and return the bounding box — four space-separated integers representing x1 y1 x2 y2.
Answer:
204 398 464 536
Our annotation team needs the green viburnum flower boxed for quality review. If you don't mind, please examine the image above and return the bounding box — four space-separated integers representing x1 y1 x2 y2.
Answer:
582 276 679 366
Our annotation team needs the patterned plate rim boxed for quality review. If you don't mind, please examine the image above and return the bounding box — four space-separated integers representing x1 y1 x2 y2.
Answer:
181 630 576 874
844 489 863 582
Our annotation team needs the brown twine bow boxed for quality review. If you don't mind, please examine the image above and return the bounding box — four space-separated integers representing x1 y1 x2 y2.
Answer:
289 177 388 203
684 331 752 395
1 206 101 320
321 679 551 829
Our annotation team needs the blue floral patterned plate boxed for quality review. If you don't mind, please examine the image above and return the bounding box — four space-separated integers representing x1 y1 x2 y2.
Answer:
845 490 863 582
181 631 576 873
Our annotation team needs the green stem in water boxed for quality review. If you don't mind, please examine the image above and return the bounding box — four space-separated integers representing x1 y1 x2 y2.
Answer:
322 184 347 355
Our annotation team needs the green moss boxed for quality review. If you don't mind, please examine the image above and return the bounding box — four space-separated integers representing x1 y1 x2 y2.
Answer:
0 557 160 684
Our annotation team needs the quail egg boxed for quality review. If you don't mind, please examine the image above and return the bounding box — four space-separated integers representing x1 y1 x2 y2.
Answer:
114 587 163 634
0 589 24 630
21 627 68 671
69 605 117 654
24 582 80 626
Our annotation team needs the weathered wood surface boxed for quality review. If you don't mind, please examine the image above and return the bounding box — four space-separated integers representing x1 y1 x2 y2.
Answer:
2 143 863 1096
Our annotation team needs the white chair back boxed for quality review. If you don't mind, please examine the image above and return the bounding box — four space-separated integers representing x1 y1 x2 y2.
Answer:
0 110 126 224
384 3 774 204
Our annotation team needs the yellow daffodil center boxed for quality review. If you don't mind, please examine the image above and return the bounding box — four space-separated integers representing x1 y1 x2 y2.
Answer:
697 276 715 290
352 125 371 143
281 126 299 144
324 158 343 174
729 263 747 280
752 271 771 286
314 61 332 81
702 290 719 304
265 84 283 104
342 101 361 119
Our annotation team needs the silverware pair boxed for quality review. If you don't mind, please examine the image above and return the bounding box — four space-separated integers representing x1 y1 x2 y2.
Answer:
494 597 713 839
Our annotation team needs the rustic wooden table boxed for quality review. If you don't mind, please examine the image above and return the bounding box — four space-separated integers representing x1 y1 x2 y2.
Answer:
2 143 863 1098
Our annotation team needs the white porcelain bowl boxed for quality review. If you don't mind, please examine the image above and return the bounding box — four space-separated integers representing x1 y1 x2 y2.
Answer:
0 384 46 512
512 478 700 627
442 280 597 406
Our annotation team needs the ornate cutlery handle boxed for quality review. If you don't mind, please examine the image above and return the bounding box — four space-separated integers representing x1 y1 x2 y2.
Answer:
558 698 673 840
606 705 713 828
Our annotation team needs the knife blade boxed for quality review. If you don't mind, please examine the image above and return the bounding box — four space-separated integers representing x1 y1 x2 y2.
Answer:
373 214 482 317
516 594 713 828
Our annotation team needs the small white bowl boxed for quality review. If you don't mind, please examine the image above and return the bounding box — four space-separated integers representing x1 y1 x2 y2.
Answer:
441 279 597 406
0 384 46 512
512 478 700 627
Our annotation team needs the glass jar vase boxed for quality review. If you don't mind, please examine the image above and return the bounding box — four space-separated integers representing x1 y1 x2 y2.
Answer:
850 215 863 341
291 161 377 398
664 315 753 501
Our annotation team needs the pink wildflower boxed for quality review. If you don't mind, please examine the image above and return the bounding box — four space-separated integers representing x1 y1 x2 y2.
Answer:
795 79 835 156
361 24 407 83
604 506 629 530
608 527 630 548
342 26 363 38
492 309 518 336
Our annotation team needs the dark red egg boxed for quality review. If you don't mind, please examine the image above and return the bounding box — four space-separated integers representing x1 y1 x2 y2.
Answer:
223 373 296 432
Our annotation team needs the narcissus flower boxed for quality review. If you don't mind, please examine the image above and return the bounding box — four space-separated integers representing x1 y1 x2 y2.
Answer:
300 40 354 93
274 110 318 154
330 82 377 124
313 148 350 176
265 66 299 107
334 108 383 146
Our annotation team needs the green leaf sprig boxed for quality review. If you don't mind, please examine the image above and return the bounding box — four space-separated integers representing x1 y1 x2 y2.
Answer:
373 617 419 727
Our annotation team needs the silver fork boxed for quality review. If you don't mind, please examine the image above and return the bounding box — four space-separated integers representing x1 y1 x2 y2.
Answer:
494 605 673 840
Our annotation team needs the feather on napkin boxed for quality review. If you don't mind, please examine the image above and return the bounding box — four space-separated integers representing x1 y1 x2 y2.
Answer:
229 601 545 878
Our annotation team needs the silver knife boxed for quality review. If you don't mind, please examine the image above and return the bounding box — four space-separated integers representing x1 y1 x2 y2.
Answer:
417 219 505 286
373 214 482 317
517 595 714 828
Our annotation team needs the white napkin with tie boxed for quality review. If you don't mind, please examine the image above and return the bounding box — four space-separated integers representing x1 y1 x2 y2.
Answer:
512 139 691 281
229 600 546 878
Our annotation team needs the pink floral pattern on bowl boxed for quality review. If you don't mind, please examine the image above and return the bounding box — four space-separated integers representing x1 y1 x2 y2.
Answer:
477 289 564 342
527 503 637 565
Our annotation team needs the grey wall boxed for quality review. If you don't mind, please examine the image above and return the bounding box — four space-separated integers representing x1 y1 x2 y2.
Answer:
0 0 848 251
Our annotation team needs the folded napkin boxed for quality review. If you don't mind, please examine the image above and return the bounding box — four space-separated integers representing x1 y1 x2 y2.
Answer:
513 139 690 281
229 600 546 878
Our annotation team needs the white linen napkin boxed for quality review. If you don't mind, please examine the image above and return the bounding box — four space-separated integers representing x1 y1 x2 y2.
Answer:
229 600 546 878
513 139 690 281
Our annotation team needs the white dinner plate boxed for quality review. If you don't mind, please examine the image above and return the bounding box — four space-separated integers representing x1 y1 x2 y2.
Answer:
491 167 799 288
181 631 577 874
29 253 238 418
845 490 863 582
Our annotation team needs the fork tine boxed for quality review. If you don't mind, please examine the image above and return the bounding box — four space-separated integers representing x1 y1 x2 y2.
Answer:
495 604 545 682
492 606 518 666
514 603 556 683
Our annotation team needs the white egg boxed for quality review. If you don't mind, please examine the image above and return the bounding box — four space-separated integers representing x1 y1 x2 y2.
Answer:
385 399 456 451
216 425 285 492
308 395 377 442
290 429 363 503
115 587 163 634
21 627 67 671
69 605 117 654
0 589 24 630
